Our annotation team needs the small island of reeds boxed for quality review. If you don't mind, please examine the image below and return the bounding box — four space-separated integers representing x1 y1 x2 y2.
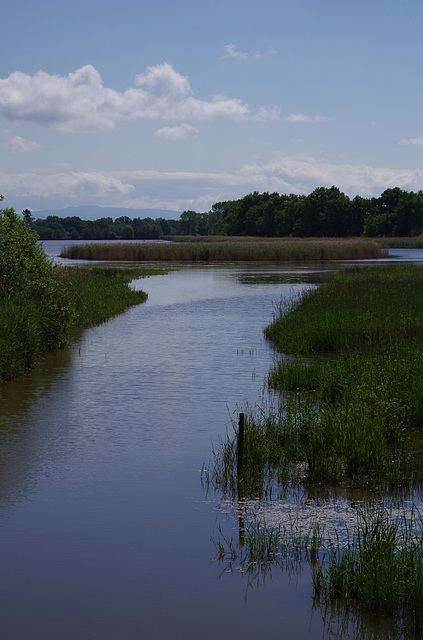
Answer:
60 237 387 262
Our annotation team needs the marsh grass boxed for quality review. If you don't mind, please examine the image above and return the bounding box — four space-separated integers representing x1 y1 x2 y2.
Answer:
207 263 423 630
60 237 386 262
206 266 423 491
0 266 154 383
313 507 423 633
376 236 423 248
265 264 423 352
56 266 149 326
214 504 423 633
213 516 323 578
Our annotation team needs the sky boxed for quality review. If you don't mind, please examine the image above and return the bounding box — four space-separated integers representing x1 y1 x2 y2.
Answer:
1 0 423 215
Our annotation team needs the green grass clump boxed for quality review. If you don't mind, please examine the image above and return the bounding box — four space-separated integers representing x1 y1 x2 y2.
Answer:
265 264 423 353
313 508 423 633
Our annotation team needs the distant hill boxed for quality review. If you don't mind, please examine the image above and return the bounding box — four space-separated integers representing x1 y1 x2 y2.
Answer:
32 205 181 221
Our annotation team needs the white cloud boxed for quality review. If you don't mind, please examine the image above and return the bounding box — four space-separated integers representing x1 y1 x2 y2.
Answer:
286 113 327 123
0 63 277 133
3 154 423 212
398 136 423 146
7 135 40 152
252 106 280 122
222 44 277 60
0 170 135 199
154 124 199 140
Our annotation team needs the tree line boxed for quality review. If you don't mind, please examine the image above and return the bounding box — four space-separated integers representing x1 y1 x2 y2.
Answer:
23 186 423 240
26 212 180 240
180 187 423 237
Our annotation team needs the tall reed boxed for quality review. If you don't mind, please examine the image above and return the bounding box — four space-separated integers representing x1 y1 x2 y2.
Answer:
61 238 386 262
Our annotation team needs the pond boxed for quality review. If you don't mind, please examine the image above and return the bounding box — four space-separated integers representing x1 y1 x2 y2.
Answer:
1 243 422 639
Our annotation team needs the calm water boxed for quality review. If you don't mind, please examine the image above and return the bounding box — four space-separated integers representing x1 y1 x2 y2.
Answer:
1 244 422 639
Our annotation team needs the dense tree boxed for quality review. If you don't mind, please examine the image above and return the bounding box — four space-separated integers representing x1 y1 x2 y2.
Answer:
21 208 33 224
23 186 423 243
180 210 201 235
31 214 180 241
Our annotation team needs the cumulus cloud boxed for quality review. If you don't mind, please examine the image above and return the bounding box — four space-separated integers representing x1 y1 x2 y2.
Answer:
7 135 40 153
222 44 277 60
398 136 423 146
286 113 327 123
154 124 199 140
4 155 423 212
0 63 277 133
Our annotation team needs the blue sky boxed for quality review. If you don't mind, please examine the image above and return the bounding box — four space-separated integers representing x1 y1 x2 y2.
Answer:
1 0 423 214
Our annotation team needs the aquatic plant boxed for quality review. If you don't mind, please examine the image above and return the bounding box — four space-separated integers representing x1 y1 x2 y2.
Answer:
313 507 423 633
60 237 387 262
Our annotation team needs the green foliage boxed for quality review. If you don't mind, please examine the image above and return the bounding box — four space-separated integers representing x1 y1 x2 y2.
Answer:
315 508 423 632
0 198 151 383
57 267 148 327
23 186 423 241
0 200 74 381
30 213 179 240
192 187 423 238
265 265 423 353
0 203 53 297
263 265 423 485
208 265 423 493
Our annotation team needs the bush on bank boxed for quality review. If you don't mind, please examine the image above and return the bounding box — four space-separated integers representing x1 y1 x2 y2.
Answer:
0 200 148 383
0 202 74 382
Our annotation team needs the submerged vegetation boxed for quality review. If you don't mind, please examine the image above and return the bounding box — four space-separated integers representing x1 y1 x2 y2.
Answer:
205 263 423 632
0 200 155 384
60 237 386 262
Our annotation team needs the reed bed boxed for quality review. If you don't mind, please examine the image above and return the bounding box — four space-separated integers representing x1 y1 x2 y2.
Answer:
60 237 386 262
376 236 423 248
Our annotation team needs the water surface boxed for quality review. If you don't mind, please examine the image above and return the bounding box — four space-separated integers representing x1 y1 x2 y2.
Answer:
1 245 422 639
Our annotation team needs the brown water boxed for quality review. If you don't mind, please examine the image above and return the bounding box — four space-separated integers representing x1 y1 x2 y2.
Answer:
1 245 423 639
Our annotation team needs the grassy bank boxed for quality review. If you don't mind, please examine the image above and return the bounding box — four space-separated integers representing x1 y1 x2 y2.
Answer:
209 265 423 491
206 263 423 631
0 266 154 384
60 237 386 262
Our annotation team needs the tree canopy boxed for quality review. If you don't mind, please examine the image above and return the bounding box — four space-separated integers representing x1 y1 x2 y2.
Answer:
19 186 423 241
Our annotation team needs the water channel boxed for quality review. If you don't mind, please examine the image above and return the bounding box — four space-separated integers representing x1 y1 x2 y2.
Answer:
1 243 422 639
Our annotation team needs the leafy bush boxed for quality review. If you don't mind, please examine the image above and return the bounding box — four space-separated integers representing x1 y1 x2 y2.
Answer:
0 198 73 381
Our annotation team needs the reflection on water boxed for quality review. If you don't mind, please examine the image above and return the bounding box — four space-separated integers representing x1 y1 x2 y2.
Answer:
1 246 422 639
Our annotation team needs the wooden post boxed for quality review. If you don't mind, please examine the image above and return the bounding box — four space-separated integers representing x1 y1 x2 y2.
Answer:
237 412 245 479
